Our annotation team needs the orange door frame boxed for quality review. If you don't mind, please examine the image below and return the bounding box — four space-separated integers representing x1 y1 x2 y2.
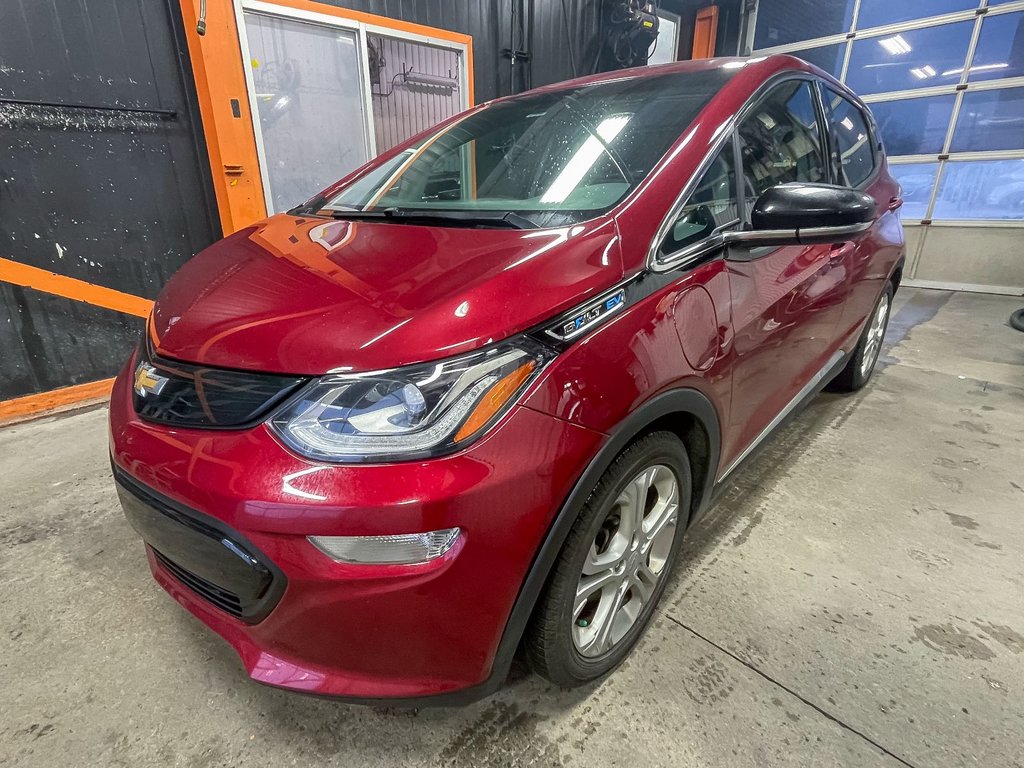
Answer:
692 6 720 59
179 0 474 236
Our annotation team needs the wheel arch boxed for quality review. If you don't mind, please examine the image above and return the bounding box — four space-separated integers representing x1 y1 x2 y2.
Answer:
890 256 905 292
484 388 722 690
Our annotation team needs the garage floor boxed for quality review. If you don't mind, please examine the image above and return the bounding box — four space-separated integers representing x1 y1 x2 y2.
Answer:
2 288 1023 768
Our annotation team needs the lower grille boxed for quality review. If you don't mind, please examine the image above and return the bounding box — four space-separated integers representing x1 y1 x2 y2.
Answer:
115 465 285 624
154 550 245 619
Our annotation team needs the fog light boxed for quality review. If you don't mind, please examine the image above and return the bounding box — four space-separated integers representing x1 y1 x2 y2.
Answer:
308 528 460 565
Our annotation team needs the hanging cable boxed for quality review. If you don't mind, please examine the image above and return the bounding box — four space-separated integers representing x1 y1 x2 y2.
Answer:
560 0 578 77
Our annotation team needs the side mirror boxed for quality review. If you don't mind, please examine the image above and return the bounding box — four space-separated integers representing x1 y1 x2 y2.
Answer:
725 183 876 248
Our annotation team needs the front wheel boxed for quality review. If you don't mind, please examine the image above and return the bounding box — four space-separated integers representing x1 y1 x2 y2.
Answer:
830 282 893 392
524 432 691 687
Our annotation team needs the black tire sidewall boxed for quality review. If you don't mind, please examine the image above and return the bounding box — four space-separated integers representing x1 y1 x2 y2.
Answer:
852 283 893 388
545 433 692 685
831 282 894 392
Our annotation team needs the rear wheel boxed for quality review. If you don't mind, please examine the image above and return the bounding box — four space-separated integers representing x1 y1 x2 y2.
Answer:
525 432 691 687
830 282 893 392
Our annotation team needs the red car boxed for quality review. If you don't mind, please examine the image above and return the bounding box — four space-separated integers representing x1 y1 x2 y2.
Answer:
110 55 904 704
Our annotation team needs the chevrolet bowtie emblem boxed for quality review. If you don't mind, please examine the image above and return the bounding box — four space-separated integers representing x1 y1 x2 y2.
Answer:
133 363 169 397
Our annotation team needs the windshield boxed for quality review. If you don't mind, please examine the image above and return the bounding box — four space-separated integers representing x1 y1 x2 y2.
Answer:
307 68 734 228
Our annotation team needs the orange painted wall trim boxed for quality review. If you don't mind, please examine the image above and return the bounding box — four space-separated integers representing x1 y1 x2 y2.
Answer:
0 257 154 318
0 378 114 423
692 6 719 59
263 0 473 48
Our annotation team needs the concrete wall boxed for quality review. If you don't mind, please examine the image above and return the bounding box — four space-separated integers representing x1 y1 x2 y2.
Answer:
906 225 1024 294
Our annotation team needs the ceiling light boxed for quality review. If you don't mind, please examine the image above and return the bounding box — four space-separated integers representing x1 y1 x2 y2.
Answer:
878 34 912 55
943 62 1009 77
910 65 936 79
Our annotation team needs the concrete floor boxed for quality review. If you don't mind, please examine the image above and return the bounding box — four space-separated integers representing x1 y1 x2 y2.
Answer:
2 288 1023 768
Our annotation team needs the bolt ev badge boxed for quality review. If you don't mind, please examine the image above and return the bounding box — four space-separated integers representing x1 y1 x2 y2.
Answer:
545 288 627 342
134 363 169 397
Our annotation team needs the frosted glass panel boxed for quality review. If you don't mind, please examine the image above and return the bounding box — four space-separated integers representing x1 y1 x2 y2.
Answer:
244 12 371 213
889 163 939 220
933 159 1024 219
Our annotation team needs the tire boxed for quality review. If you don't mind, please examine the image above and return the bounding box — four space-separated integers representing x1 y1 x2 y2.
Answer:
1010 308 1024 333
830 282 893 392
525 431 692 688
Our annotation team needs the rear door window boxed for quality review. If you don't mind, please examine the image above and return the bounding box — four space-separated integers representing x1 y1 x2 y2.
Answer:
822 87 876 187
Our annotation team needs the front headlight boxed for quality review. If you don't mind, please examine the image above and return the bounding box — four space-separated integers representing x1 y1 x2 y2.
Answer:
269 337 555 462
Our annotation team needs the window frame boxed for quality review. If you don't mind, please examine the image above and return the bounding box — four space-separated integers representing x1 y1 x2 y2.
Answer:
655 143 742 262
818 82 880 189
650 72 843 273
735 76 833 217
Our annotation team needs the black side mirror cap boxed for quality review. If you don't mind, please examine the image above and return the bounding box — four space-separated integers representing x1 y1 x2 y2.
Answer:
727 182 877 247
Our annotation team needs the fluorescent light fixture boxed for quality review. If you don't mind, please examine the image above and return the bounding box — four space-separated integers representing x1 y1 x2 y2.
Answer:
878 35 912 56
910 65 936 79
403 71 457 91
540 115 631 204
841 116 855 131
942 62 1008 77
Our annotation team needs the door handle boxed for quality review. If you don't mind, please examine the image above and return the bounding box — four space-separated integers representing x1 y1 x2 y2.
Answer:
827 241 852 264
888 196 903 211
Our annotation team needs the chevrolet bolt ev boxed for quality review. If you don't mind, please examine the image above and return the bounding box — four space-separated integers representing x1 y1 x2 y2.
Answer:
110 56 904 703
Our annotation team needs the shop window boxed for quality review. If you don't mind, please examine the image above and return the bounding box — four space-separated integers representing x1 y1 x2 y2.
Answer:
855 0 979 31
933 159 1024 219
754 0 856 49
845 21 974 95
889 162 939 220
788 43 847 77
968 12 1024 82
869 94 956 156
951 87 1024 152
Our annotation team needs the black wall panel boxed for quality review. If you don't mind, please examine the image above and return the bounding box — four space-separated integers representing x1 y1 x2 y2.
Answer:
0 285 142 396
0 0 218 400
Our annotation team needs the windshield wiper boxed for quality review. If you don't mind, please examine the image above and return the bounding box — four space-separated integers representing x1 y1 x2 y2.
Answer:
330 208 536 229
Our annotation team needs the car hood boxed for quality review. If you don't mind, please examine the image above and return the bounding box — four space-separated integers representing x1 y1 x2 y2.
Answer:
150 214 623 375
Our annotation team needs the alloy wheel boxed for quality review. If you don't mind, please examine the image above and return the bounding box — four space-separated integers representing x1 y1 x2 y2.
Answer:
571 464 679 657
860 293 889 378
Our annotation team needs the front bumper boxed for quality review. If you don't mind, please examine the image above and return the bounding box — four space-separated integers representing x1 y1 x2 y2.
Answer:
109 354 605 700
